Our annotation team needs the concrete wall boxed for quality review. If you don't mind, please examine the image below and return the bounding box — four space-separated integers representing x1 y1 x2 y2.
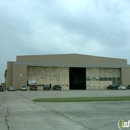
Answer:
13 64 27 89
27 67 69 90
6 64 130 90
121 67 130 86
86 68 120 90
27 66 122 90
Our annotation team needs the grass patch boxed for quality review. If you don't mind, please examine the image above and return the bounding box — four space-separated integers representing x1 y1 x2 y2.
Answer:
33 96 130 102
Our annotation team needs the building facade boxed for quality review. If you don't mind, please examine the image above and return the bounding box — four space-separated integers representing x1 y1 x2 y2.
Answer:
5 54 130 90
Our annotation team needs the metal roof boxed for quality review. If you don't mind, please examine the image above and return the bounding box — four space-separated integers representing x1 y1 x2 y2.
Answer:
14 62 130 68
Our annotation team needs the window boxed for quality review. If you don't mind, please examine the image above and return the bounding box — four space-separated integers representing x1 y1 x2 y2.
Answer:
100 77 104 81
112 78 116 84
117 77 121 85
104 77 108 81
108 77 112 81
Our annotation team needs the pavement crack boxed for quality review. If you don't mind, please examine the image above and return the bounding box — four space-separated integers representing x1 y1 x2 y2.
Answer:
51 109 93 130
35 102 94 130
5 107 9 130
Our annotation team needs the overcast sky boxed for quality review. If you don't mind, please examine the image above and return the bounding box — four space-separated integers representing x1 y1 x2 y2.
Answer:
0 0 130 83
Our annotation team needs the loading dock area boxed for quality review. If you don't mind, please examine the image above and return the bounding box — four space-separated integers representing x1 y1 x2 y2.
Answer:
69 68 86 90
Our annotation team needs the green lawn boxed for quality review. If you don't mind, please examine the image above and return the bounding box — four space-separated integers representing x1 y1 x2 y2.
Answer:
33 96 130 102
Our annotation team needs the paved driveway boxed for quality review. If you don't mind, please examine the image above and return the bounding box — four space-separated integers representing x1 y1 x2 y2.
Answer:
0 90 130 130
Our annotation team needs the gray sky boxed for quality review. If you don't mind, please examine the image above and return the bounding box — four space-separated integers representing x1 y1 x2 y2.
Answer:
0 0 130 83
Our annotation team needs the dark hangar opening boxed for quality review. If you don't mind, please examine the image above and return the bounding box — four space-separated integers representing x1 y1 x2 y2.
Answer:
69 68 86 90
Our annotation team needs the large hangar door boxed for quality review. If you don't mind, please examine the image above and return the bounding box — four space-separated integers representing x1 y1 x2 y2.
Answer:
69 68 86 90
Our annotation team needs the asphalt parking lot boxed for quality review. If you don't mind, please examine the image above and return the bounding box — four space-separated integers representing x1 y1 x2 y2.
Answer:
0 90 130 130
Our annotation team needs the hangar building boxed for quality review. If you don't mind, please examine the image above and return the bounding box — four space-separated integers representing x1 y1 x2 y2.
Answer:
5 54 130 90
